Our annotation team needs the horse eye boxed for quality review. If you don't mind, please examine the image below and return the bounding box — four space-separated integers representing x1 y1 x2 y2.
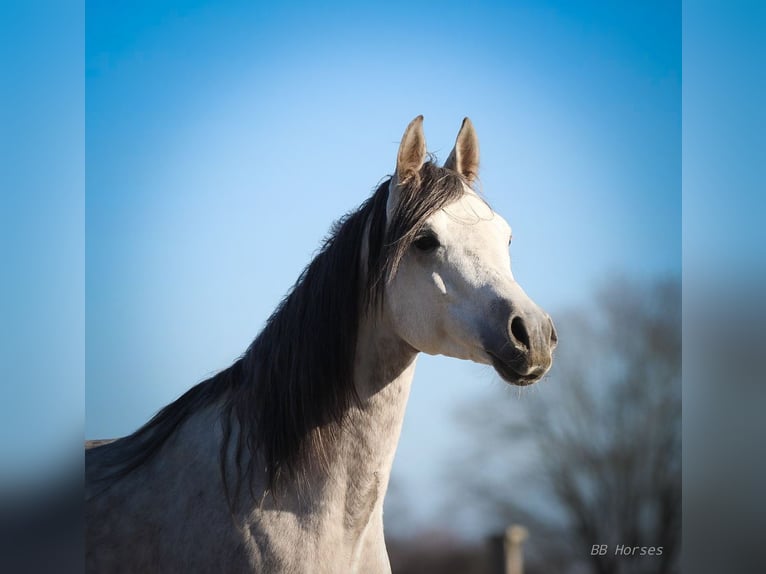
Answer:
413 233 440 252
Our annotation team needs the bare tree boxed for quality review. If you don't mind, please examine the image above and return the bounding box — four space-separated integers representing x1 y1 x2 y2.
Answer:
450 277 680 574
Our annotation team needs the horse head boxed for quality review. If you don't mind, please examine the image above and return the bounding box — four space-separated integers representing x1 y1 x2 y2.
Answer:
385 116 557 386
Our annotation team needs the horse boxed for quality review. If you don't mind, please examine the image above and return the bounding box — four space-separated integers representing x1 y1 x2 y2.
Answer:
85 116 557 573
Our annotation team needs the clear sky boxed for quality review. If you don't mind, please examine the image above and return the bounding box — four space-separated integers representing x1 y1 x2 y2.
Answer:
84 0 680 533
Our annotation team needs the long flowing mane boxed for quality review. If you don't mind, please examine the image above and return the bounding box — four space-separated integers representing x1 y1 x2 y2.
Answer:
87 161 467 500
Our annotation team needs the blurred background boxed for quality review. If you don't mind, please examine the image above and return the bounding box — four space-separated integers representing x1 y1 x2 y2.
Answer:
83 1 681 573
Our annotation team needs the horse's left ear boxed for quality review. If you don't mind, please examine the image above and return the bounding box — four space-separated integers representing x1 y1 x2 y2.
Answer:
444 117 479 183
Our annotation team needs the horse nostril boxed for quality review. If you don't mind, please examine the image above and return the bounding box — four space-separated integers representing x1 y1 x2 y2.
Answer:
510 316 530 350
549 318 558 348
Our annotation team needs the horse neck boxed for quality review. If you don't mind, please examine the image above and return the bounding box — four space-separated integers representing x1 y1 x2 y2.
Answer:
354 310 417 452
324 310 418 528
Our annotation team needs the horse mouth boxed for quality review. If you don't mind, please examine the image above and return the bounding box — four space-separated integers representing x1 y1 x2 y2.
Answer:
486 351 543 387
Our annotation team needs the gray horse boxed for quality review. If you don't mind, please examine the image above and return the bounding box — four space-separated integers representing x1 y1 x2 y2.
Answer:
86 116 557 573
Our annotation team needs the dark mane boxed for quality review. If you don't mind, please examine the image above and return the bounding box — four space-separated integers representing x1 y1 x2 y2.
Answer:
87 161 467 499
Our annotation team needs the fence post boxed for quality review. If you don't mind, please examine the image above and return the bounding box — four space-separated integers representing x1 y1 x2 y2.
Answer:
504 524 528 574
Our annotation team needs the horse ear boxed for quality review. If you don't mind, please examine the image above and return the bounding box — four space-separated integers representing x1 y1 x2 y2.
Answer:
395 115 427 184
444 117 479 182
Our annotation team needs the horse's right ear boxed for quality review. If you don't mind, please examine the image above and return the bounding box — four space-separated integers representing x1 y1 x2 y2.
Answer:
444 117 479 183
394 115 426 185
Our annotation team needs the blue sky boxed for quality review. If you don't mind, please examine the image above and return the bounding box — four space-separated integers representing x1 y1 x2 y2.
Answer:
36 2 681 536
683 1 766 277
82 0 679 532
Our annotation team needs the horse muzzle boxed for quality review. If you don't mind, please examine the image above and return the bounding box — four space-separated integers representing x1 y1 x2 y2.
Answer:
484 312 558 386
